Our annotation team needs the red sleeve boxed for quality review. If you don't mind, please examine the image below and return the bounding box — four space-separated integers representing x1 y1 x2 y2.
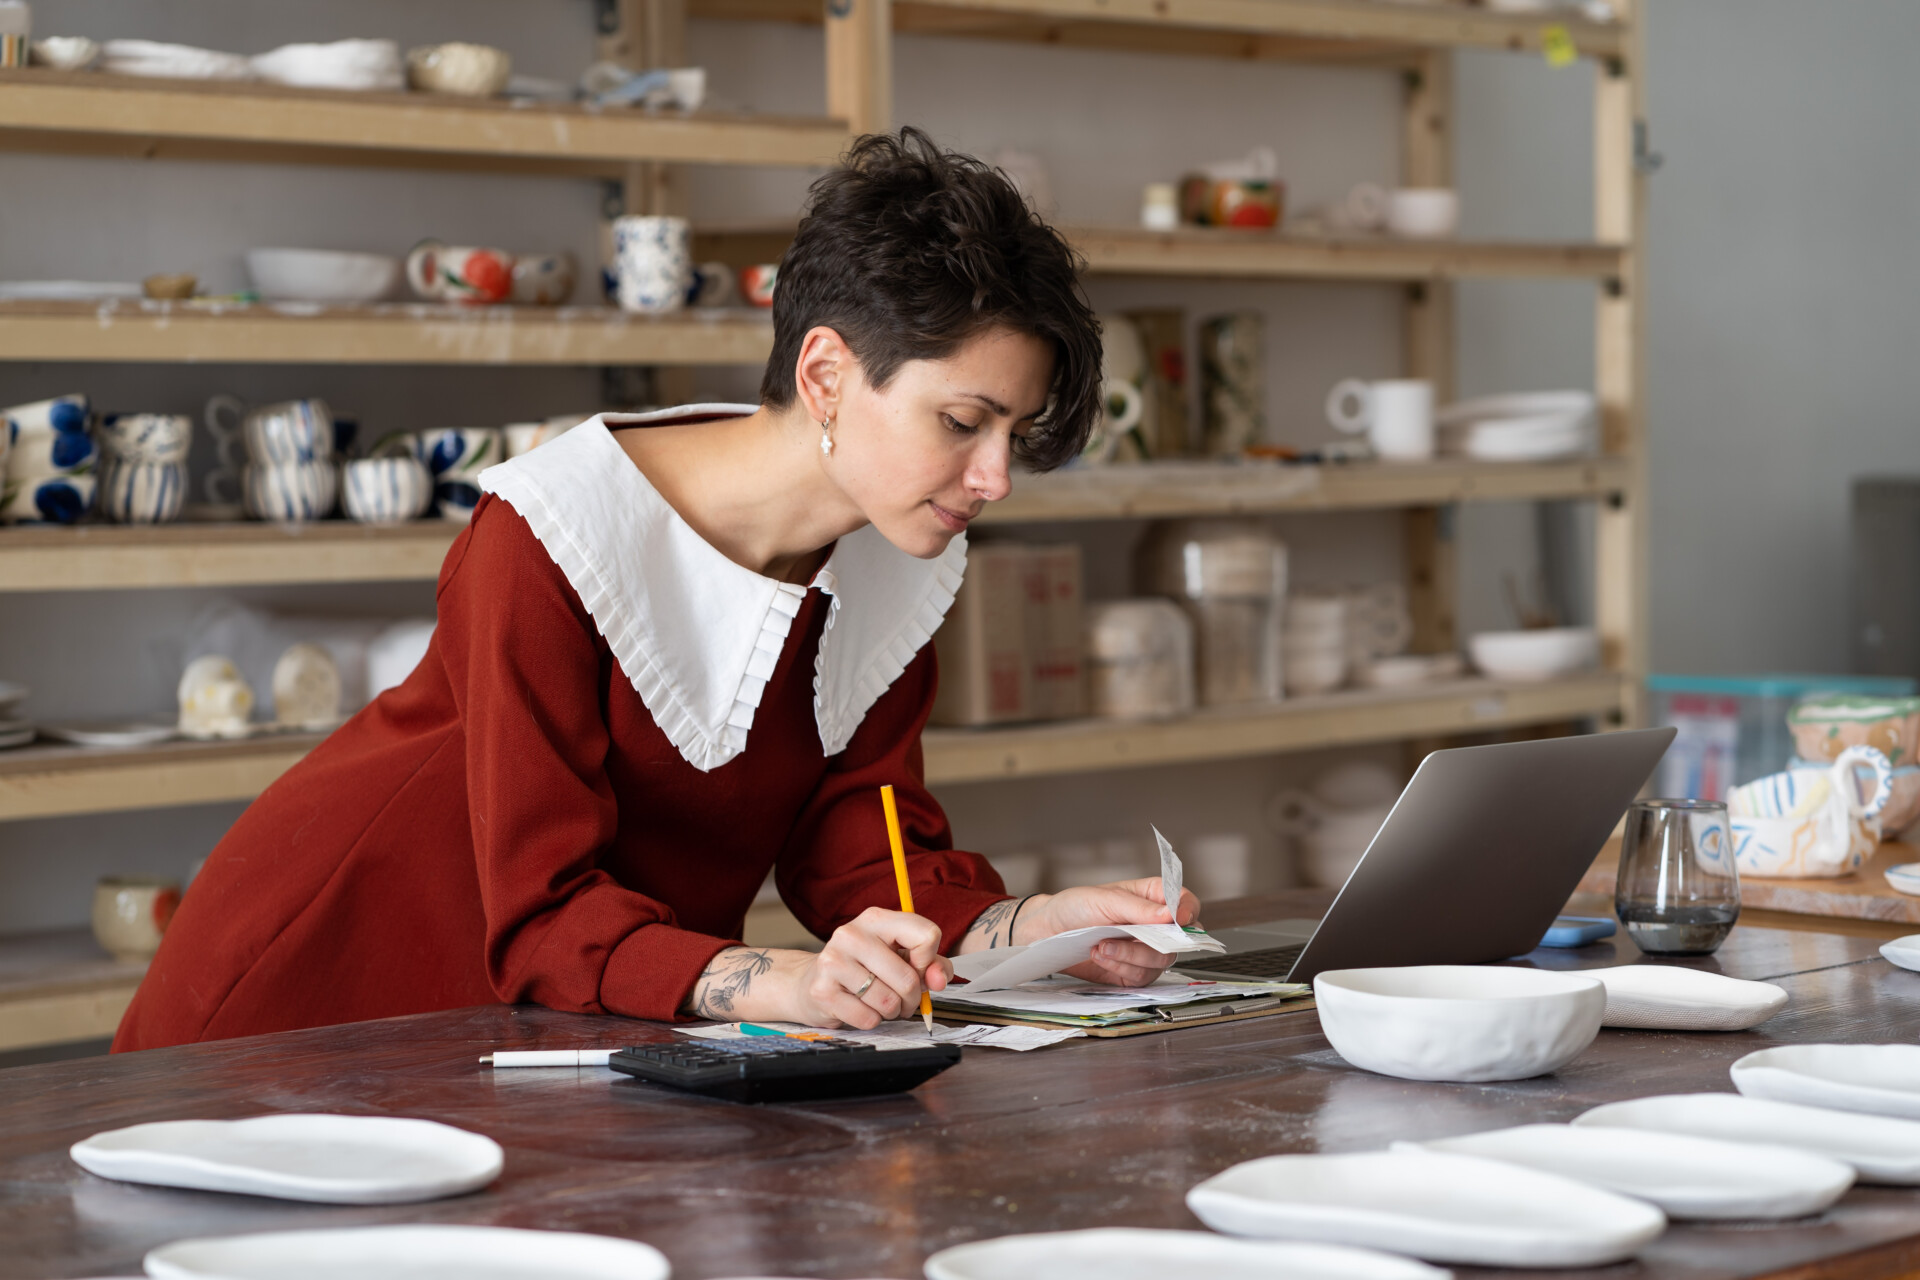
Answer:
438 496 735 1022
775 641 1010 952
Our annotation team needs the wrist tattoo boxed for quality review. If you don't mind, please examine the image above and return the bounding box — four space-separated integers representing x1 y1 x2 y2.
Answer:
969 898 1018 949
692 947 774 1017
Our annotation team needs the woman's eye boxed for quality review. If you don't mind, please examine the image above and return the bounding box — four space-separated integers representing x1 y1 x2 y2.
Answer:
943 414 980 435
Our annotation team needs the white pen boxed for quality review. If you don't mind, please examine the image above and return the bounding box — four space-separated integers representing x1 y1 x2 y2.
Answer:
479 1049 617 1067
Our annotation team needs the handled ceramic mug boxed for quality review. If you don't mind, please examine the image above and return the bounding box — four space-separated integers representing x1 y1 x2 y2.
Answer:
204 395 333 466
612 215 691 315
99 413 192 466
406 240 516 305
7 393 95 477
1326 378 1434 461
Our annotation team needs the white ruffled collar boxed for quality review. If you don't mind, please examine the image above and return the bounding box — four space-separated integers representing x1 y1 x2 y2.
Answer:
478 406 967 772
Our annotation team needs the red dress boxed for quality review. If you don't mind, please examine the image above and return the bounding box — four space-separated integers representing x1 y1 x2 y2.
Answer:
115 469 1006 1050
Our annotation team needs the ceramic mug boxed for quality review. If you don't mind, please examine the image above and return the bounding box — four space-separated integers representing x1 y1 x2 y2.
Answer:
613 216 691 315
739 263 778 308
8 418 96 477
98 413 192 465
1 472 95 524
510 251 577 306
3 393 89 435
91 876 181 963
1729 744 1892 879
688 260 736 308
99 458 187 524
204 395 334 469
341 456 434 525
242 460 339 522
1327 378 1434 461
406 240 516 305
1387 187 1460 239
502 420 578 458
410 426 502 522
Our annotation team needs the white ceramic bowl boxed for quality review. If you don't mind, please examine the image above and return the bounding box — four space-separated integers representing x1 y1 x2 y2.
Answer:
1314 964 1605 1081
342 457 434 525
246 249 402 305
407 42 512 97
1468 627 1599 681
252 39 404 91
1386 189 1459 239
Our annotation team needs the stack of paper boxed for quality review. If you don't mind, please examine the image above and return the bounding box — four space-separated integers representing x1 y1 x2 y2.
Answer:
681 1021 1083 1052
935 973 1308 1029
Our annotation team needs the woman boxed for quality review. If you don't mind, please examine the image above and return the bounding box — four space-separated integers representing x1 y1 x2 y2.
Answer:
115 130 1199 1051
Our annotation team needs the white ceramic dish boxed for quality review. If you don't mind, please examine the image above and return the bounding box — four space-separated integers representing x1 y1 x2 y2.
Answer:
0 281 142 302
1313 965 1604 1082
1587 965 1788 1030
41 721 177 749
1881 933 1920 970
0 725 33 749
1396 1123 1854 1220
1468 628 1599 681
1732 1044 1920 1119
1187 1149 1664 1267
251 39 404 91
71 1113 502 1204
1575 1092 1920 1184
1437 391 1597 428
31 36 101 70
1885 863 1920 896
246 249 402 305
101 39 254 81
0 681 27 715
924 1229 1451 1280
145 1225 669 1280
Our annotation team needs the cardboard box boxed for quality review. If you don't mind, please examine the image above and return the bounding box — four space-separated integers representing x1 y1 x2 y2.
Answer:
932 542 1085 726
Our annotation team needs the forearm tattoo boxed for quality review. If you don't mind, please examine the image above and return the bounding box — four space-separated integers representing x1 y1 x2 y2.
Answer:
967 898 1018 950
691 947 774 1017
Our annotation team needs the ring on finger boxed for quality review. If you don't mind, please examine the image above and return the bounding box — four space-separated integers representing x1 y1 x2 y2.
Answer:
851 971 876 999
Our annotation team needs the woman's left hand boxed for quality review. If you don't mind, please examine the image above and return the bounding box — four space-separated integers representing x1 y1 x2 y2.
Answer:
1015 880 1202 987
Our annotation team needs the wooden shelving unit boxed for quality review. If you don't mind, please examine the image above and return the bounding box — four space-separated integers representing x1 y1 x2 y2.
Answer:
0 0 1651 1049
0 301 774 366
0 68 848 173
0 675 1623 821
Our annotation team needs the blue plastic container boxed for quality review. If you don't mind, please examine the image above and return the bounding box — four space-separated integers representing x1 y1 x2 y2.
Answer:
1646 673 1918 800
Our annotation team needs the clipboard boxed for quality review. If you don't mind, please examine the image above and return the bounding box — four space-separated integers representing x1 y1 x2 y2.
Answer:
935 994 1315 1038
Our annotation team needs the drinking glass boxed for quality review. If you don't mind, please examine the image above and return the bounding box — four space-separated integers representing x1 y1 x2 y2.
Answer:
1615 799 1739 955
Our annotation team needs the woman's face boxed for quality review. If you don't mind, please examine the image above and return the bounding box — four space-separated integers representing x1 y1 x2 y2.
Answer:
826 325 1055 559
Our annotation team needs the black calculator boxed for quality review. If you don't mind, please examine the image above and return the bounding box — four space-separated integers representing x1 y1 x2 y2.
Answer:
609 1037 961 1104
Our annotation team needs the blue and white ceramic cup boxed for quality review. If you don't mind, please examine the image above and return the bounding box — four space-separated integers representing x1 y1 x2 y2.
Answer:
2 473 96 524
99 413 193 466
612 215 691 315
99 458 187 525
243 460 338 523
204 395 334 467
413 426 502 523
342 457 434 525
6 393 95 477
4 393 90 435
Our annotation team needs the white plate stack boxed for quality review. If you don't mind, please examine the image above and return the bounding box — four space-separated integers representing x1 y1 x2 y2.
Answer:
0 679 30 749
1437 392 1597 462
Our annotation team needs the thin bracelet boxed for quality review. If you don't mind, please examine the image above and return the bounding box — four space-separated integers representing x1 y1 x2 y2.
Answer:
1005 894 1036 948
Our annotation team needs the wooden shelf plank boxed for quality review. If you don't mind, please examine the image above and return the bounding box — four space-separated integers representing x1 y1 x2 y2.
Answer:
0 734 322 822
923 672 1628 784
0 301 775 366
0 69 849 173
0 521 459 591
696 223 1625 285
0 676 1623 820
0 929 146 1051
693 0 1627 62
1068 226 1625 283
978 456 1630 523
0 460 1626 592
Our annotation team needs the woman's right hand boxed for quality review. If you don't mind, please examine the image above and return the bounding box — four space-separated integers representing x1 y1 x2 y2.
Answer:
686 907 952 1029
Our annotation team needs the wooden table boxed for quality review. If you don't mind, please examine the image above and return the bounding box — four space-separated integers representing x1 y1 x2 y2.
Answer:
4 889 1919 1280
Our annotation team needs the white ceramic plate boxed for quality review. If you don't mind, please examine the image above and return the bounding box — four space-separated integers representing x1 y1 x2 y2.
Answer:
1185 1149 1665 1267
1587 965 1788 1030
1732 1044 1920 1119
1396 1124 1853 1220
0 725 33 749
1575 1092 1920 1184
0 281 143 302
72 1113 503 1204
0 680 27 715
1881 934 1920 970
145 1225 669 1280
1885 863 1920 896
924 1229 1451 1280
1437 391 1596 427
42 721 178 749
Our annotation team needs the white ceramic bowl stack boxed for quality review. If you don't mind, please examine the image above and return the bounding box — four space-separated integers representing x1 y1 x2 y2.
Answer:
1436 392 1597 462
1468 627 1599 681
1283 592 1349 695
1313 965 1606 1082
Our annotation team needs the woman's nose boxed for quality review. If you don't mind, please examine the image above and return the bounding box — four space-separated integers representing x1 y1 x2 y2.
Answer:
968 438 1013 503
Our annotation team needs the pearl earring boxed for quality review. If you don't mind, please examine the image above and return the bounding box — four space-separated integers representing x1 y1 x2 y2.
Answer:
819 418 835 457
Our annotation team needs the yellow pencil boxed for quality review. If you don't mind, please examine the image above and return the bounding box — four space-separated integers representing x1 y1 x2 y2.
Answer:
880 784 935 1034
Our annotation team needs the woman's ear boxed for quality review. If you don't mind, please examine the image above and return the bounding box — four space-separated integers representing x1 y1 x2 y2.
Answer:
793 325 855 424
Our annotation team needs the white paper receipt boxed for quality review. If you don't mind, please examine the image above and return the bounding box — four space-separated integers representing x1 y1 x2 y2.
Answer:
950 922 1225 993
1154 824 1183 916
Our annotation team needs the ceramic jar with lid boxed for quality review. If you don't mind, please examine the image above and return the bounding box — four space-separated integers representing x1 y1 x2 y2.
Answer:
1139 519 1287 707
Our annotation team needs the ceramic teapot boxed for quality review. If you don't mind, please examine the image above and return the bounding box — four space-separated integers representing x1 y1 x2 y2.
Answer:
1728 744 1892 879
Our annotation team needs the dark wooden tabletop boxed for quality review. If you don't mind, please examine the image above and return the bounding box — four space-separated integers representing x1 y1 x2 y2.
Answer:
5 889 1920 1280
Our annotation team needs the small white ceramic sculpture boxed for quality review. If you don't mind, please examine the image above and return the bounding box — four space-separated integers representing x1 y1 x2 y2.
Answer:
178 655 255 740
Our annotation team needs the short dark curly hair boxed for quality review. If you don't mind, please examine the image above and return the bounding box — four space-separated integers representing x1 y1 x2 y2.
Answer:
760 127 1101 472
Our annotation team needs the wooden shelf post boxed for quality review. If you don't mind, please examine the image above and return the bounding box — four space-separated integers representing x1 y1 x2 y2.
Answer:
827 0 893 136
1594 1 1648 725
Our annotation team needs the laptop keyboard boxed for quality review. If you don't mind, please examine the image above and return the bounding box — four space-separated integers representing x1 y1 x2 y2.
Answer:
1183 944 1305 979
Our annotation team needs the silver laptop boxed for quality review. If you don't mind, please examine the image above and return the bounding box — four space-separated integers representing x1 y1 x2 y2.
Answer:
1177 727 1676 984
